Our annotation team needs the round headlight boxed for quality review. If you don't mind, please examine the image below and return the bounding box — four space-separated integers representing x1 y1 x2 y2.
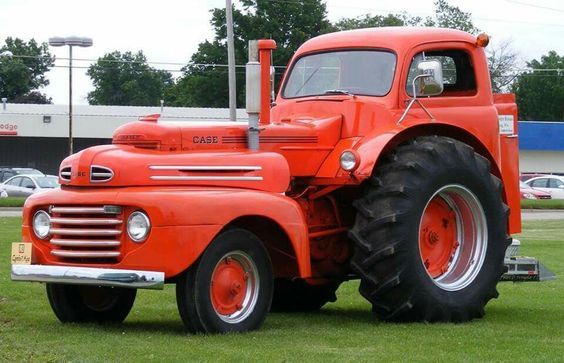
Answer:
33 210 51 239
127 211 151 242
340 150 360 171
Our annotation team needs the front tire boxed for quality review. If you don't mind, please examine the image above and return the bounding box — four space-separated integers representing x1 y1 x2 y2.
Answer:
176 228 273 333
350 136 510 322
46 284 136 323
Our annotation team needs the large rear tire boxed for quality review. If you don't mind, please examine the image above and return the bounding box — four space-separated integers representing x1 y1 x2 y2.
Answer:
46 284 136 323
350 136 510 322
176 228 273 333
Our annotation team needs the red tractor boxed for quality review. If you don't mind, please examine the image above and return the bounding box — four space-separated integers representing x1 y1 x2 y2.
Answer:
11 27 520 333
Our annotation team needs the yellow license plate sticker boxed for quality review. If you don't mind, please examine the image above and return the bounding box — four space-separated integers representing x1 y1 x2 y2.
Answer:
11 243 32 265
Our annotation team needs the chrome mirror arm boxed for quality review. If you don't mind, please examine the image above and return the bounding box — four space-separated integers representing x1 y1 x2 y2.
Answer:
397 74 435 125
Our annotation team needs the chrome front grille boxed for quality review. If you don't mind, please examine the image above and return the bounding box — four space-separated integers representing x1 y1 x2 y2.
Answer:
47 205 123 263
59 166 71 181
90 165 114 183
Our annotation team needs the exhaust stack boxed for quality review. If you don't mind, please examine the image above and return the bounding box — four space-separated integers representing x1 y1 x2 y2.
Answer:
246 41 260 151
246 39 277 151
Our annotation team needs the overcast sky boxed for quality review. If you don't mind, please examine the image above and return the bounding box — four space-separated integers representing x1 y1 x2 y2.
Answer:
1 0 563 105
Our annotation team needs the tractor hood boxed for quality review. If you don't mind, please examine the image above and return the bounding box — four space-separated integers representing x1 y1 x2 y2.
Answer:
58 145 290 193
59 112 343 189
112 116 251 152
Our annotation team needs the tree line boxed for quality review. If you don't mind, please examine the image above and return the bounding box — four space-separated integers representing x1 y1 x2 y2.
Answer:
0 0 562 121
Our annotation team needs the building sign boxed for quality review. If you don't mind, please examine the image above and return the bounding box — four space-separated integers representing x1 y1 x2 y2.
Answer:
0 122 18 136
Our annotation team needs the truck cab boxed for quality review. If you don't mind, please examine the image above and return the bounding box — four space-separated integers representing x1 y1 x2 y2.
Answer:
12 27 520 333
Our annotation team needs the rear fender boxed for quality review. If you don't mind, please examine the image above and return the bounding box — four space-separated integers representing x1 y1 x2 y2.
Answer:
350 123 519 233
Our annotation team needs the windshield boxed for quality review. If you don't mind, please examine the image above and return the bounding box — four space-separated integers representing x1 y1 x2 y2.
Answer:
283 50 396 98
35 176 59 188
520 181 532 189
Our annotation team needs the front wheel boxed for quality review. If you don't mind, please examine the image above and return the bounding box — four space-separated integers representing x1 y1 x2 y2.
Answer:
46 284 136 323
350 136 510 322
176 228 273 333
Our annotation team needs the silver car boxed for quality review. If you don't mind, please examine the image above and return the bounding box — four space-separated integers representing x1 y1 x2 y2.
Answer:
0 174 59 198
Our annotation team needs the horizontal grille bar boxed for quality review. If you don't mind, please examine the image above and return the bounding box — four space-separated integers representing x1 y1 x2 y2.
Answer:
50 217 122 225
150 175 263 181
51 250 121 258
50 228 121 236
50 239 121 247
149 165 262 171
51 207 106 214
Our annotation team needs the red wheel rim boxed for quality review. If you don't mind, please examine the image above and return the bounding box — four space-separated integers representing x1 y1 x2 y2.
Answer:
209 251 259 323
211 256 248 315
418 185 488 291
419 196 458 278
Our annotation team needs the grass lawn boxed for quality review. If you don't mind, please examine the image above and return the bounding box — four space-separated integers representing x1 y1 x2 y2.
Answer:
0 197 26 208
521 199 564 210
1 217 562 361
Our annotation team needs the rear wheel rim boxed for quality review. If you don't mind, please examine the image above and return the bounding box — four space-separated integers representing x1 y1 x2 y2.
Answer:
210 251 259 324
419 184 488 291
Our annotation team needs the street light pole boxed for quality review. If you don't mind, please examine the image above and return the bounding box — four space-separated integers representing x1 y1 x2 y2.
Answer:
68 45 73 155
226 0 237 122
49 36 92 155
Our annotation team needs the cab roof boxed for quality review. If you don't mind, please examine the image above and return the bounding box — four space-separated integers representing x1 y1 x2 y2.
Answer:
295 27 477 56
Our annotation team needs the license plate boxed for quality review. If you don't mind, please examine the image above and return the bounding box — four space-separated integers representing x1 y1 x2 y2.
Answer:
11 243 32 265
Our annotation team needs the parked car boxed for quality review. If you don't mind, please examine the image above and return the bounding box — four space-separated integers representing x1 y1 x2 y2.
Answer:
519 173 546 182
519 181 551 200
525 176 564 199
0 167 43 183
0 174 59 198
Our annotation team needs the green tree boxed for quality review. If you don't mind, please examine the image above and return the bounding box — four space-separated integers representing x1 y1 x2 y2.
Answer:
334 13 421 31
512 51 564 121
335 0 478 33
0 37 54 103
487 39 519 93
425 0 480 34
87 51 173 106
167 0 333 108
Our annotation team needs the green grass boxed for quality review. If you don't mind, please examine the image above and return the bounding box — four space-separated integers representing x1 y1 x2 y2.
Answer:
521 199 564 210
1 217 563 362
0 197 25 207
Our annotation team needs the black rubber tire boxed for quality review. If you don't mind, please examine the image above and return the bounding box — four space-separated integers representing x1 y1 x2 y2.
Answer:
350 136 511 322
46 284 136 323
176 228 273 333
270 278 339 312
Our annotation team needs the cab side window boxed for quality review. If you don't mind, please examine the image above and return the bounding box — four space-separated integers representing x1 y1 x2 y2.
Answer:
406 49 477 97
7 177 22 186
21 177 35 188
530 179 548 188
548 178 563 188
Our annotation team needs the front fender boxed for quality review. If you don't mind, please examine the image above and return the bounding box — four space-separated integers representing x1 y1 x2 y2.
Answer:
23 187 309 279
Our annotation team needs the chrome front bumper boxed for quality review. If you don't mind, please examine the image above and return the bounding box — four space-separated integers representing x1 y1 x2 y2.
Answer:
11 265 165 290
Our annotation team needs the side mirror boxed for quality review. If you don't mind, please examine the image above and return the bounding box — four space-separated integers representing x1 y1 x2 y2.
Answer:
558 185 564 189
412 59 444 97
